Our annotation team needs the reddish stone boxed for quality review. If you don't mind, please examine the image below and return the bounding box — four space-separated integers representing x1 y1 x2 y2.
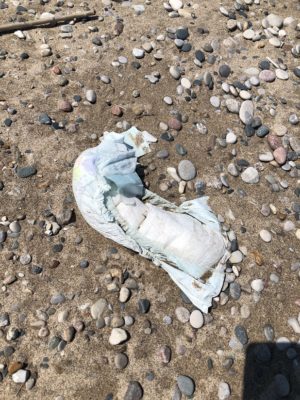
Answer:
267 134 282 150
168 118 182 131
52 65 61 75
58 100 73 112
273 146 287 165
111 105 123 117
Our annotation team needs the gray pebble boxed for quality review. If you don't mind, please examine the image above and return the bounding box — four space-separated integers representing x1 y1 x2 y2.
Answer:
17 166 37 178
177 375 195 397
178 160 196 181
235 325 248 345
124 381 143 400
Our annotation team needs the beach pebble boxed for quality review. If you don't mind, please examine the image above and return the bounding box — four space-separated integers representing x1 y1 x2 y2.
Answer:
109 328 128 345
241 167 259 184
239 101 254 125
175 307 190 323
218 382 231 400
177 375 195 397
259 229 272 242
178 160 196 181
189 310 204 329
251 279 264 292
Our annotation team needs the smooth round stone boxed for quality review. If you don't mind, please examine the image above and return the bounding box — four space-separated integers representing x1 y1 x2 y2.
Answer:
275 69 289 80
169 66 181 79
9 221 21 233
259 229 272 242
58 100 72 112
181 43 192 52
177 375 195 397
86 90 96 103
273 147 287 164
174 38 184 48
273 124 287 136
274 374 290 397
178 160 196 181
195 50 205 62
20 254 31 265
226 130 237 144
245 67 259 76
124 381 143 400
269 37 281 47
227 163 239 177
156 149 169 159
218 382 231 400
163 96 173 105
259 60 271 70
256 125 269 138
114 353 128 369
119 287 130 303
290 136 300 153
226 99 240 114
176 27 189 40
181 77 191 89
210 96 220 108
175 306 190 323
229 251 243 264
239 100 254 125
168 119 182 132
243 29 254 40
132 48 144 59
259 70 276 82
241 167 259 184
219 64 231 78
266 14 283 28
240 90 251 100
118 56 128 64
240 304 250 319
109 328 128 345
251 279 264 292
169 0 183 10
259 151 274 162
189 310 204 329
249 76 260 86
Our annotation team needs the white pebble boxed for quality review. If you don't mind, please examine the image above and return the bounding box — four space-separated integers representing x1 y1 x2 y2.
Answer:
189 310 204 329
259 229 272 242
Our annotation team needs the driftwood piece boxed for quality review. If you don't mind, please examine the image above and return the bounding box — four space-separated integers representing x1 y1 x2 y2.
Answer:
0 10 95 34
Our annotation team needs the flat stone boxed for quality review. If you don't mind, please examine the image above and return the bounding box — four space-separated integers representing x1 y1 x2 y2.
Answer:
267 134 282 150
230 282 241 300
58 100 72 112
39 113 52 124
276 69 289 80
138 299 150 313
289 136 300 153
17 166 37 178
109 328 128 345
239 100 254 125
259 152 274 162
178 160 196 181
260 229 272 242
241 167 259 184
210 96 220 108
273 125 287 137
259 70 276 82
50 293 65 305
189 310 204 329
124 381 143 400
269 37 281 47
256 125 269 138
169 66 181 79
169 0 183 10
229 250 243 263
195 50 205 62
119 287 130 303
158 345 171 364
177 375 195 397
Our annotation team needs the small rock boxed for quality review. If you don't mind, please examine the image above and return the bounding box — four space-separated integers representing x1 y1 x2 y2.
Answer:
251 279 264 292
109 328 128 345
91 298 107 319
189 310 204 329
259 229 272 242
12 369 29 383
177 375 195 397
175 307 190 323
86 90 97 104
114 353 128 369
218 382 231 400
241 167 259 184
239 100 254 125
17 166 37 178
124 381 143 400
178 160 196 181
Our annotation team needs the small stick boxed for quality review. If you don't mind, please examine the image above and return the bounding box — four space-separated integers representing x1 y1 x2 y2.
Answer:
0 10 95 34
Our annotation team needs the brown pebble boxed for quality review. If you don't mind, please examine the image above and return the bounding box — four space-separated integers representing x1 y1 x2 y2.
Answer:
8 361 23 375
251 250 264 266
49 260 60 269
267 134 281 150
168 118 182 131
58 100 73 112
157 345 171 364
111 105 123 116
52 66 61 75
273 147 287 165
